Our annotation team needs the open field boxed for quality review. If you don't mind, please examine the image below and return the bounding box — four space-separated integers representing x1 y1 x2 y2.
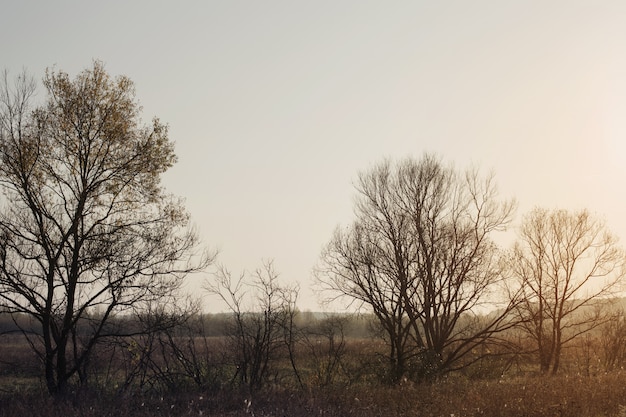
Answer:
2 373 626 417
2 322 626 417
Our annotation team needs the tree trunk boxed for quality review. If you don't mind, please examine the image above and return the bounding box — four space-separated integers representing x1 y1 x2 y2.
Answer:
44 350 57 395
551 330 562 375
54 336 69 396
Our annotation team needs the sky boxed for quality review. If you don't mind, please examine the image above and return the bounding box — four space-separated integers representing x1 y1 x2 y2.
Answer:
3 1 626 312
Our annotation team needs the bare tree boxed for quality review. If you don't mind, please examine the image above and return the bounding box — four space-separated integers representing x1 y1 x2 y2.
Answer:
508 208 626 374
0 62 211 395
205 260 301 391
601 309 626 371
317 154 517 381
302 314 348 387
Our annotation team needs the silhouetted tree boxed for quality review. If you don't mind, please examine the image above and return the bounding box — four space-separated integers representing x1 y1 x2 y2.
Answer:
317 154 517 381
302 314 348 387
601 309 626 371
0 62 211 395
205 260 301 391
508 208 626 374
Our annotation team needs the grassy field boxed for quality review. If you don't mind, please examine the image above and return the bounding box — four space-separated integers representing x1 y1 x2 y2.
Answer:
2 372 626 416
2 313 626 417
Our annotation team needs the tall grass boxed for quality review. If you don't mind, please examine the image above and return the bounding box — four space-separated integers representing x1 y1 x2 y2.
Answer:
2 313 626 416
2 372 626 416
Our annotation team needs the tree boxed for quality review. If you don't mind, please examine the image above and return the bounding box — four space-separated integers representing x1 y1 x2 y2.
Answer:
508 208 626 374
316 154 517 381
601 309 626 371
0 62 211 395
302 314 348 387
205 260 301 392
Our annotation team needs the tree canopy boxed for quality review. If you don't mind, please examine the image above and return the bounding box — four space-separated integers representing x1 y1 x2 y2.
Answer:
0 62 210 395
317 154 517 381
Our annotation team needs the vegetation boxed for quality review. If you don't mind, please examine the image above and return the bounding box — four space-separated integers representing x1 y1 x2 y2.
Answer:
0 62 211 395
507 208 626 374
1 63 626 415
2 310 626 416
316 155 518 380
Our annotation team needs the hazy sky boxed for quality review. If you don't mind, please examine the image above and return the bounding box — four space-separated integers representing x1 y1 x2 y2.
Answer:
3 1 626 311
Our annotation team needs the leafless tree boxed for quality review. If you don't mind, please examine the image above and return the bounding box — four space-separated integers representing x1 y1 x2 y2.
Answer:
508 208 626 374
106 298 228 394
601 309 626 371
316 154 517 381
0 62 212 395
205 260 301 391
302 314 348 387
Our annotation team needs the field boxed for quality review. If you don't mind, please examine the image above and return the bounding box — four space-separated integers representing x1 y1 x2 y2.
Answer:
2 317 626 417
2 372 626 416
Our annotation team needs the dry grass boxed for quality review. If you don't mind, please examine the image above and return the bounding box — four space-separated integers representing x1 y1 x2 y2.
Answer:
2 324 626 416
1 372 626 417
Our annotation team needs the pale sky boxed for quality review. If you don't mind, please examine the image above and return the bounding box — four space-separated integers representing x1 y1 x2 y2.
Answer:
3 1 626 312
